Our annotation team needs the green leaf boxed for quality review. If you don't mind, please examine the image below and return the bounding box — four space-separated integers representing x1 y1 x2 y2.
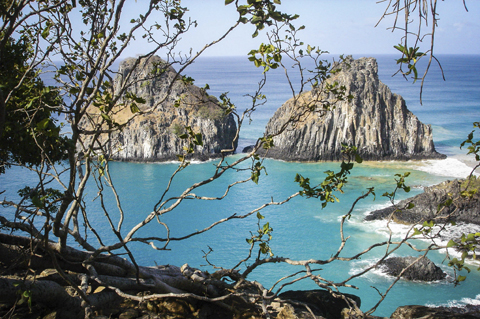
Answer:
259 242 268 254
69 87 80 95
447 239 457 248
263 222 270 233
252 171 260 184
130 103 140 114
193 133 203 146
423 220 434 228
101 113 111 122
270 11 282 21
466 233 476 242
225 0 234 4
355 153 363 164
31 196 44 208
257 212 264 220
237 5 249 15
41 26 50 39
406 202 415 209
36 118 50 130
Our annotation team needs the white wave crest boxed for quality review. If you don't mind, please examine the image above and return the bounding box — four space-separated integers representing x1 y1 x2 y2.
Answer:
348 257 395 281
415 158 478 178
426 294 480 308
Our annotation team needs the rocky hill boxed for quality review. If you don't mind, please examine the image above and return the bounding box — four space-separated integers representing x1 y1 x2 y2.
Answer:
81 56 237 162
262 56 445 161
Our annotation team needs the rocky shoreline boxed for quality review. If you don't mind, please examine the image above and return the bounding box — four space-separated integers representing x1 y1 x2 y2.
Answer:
365 178 480 226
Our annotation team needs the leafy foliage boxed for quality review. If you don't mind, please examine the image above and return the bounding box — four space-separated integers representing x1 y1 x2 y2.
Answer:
0 37 70 173
295 145 363 208
226 0 295 38
246 212 274 257
393 44 425 82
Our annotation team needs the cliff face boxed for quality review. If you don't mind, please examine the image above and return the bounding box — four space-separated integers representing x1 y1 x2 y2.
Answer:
83 56 237 162
263 56 445 161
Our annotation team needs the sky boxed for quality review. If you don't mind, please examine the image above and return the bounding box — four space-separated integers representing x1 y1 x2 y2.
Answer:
120 0 480 58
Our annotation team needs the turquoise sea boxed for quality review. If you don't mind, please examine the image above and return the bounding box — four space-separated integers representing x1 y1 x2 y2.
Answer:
1 54 480 316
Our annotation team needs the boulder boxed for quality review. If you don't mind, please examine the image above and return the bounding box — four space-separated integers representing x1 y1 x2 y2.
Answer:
242 145 255 153
262 56 445 161
277 289 362 318
379 256 446 281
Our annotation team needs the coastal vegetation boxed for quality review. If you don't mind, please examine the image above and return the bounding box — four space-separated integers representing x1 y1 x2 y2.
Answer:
0 1 478 318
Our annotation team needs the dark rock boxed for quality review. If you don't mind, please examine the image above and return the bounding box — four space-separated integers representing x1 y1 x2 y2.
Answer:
365 179 480 226
379 256 446 281
81 56 237 162
118 308 140 319
262 56 444 162
278 289 361 318
391 305 480 318
242 145 255 153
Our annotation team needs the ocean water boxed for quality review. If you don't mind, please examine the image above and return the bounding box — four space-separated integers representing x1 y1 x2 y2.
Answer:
1 55 480 316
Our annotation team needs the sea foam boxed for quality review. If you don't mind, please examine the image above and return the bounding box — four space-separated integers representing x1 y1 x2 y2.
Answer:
426 294 480 309
414 158 479 179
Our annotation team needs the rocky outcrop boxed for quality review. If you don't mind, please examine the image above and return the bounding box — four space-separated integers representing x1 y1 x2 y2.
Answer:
277 290 362 319
82 56 237 162
391 305 480 319
263 56 445 161
379 256 446 281
365 178 480 225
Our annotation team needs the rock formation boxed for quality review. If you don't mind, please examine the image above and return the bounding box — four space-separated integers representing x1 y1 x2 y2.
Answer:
81 56 237 162
378 256 446 281
391 305 480 319
277 290 362 318
365 178 480 225
262 56 445 161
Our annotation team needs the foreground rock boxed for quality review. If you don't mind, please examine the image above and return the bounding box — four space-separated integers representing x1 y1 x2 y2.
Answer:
0 274 363 319
379 256 446 281
391 305 480 319
365 178 480 225
277 290 362 318
262 56 445 161
0 233 365 319
81 56 237 162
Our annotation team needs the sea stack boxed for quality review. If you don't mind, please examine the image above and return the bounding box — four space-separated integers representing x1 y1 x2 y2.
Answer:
81 56 237 162
262 56 445 161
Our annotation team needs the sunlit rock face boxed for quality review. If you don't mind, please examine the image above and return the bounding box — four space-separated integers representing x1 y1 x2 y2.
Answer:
82 56 237 162
263 56 445 161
